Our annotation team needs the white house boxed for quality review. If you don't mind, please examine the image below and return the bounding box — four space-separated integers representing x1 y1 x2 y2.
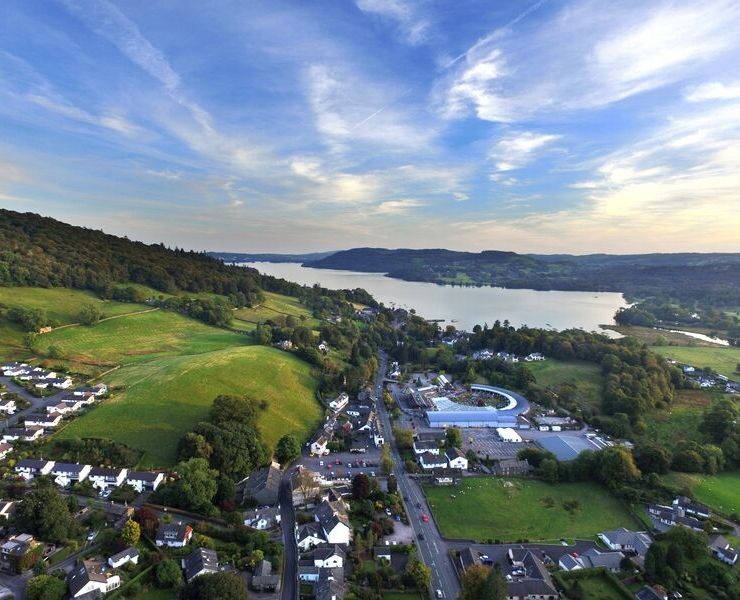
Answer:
524 353 545 361
0 500 16 521
74 384 108 397
0 442 12 460
67 560 120 598
48 402 74 415
373 430 385 447
125 470 164 492
328 392 349 412
89 467 127 490
419 452 447 470
155 522 193 548
316 500 351 545
598 528 652 556
25 412 63 428
445 447 468 470
50 377 73 389
1 362 29 376
15 458 55 479
2 426 44 442
0 398 16 414
310 434 329 456
413 439 440 455
296 522 326 551
243 506 281 530
51 463 91 487
313 545 345 569
108 547 139 569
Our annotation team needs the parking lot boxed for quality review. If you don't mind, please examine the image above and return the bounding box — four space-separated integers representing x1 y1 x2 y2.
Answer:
299 447 383 482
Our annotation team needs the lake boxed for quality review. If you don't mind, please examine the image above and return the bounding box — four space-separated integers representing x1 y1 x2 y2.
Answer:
244 262 628 333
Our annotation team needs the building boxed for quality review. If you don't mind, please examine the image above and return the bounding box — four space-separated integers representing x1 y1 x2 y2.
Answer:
67 559 121 598
598 528 652 556
15 458 54 479
73 383 108 397
328 392 349 412
0 398 16 414
316 567 345 600
558 548 625 571
89 467 127 490
291 466 324 507
524 353 545 361
125 470 164 492
536 434 602 461
492 458 531 476
672 496 710 519
445 447 468 470
24 412 63 428
313 545 345 569
51 462 91 487
634 585 668 600
156 522 193 548
315 500 351 545
240 461 282 505
506 548 558 600
252 559 280 592
108 547 139 569
2 426 44 443
311 433 330 456
497 427 523 443
243 506 281 530
182 547 219 582
296 522 326 551
709 535 738 566
425 385 529 428
0 443 12 460
0 500 15 521
648 503 704 532
0 533 39 573
419 452 447 470
413 439 440 455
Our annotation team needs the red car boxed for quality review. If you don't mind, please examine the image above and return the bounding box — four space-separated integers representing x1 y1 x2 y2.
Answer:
421 514 429 523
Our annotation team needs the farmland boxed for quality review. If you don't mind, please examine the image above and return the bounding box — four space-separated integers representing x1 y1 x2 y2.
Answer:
527 359 604 410
649 344 740 378
233 291 320 328
424 478 640 542
662 471 740 516
643 389 718 444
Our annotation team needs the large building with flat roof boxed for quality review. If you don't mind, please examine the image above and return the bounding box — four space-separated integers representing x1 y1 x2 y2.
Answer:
424 385 530 428
536 434 603 461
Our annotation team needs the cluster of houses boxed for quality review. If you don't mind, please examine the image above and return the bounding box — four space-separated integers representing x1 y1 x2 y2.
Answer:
13 458 164 493
310 392 384 457
679 362 740 394
1 362 73 391
412 431 469 479
471 350 546 363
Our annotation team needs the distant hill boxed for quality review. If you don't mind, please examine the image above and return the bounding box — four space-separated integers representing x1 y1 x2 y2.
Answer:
306 247 740 305
209 250 337 264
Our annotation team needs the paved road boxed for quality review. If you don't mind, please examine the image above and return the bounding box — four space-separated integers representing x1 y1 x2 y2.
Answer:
373 352 460 600
279 477 298 600
0 375 67 429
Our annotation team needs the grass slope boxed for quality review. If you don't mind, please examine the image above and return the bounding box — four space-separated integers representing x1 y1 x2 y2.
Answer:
662 471 740 516
649 345 740 378
528 359 604 410
643 390 720 444
424 478 639 542
58 344 320 467
233 291 319 327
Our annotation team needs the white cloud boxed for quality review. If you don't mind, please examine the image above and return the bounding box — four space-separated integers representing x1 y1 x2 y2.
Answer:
489 132 560 179
26 93 140 135
354 0 431 45
685 81 740 102
375 198 426 213
437 0 740 122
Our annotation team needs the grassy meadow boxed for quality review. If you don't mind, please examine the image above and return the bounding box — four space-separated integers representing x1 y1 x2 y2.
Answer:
649 345 740 378
233 291 320 328
662 471 740 516
424 478 640 542
643 389 720 444
528 358 604 410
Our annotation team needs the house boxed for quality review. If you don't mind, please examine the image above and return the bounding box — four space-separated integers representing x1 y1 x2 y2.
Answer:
277 339 293 350
313 545 345 569
47 402 74 415
429 467 462 486
182 547 219 582
328 392 349 412
67 559 121 598
298 564 321 582
311 433 330 456
49 377 73 389
709 535 738 566
73 383 108 397
15 458 54 479
0 500 16 521
598 528 652 556
292 466 324 506
25 412 63 428
445 447 468 470
51 462 91 486
648 503 704 532
108 547 139 569
240 461 281 505
492 458 531 476
2 426 44 442
296 522 326 551
524 352 545 361
316 567 345 600
125 470 164 492
0 533 39 573
318 341 330 353
635 585 668 600
243 506 281 530
252 559 280 592
558 548 625 571
1 362 29 376
473 349 494 360
0 398 16 414
373 545 410 574
506 548 558 600
156 522 193 548
0 442 12 460
373 429 385 447
413 439 440 455
419 451 447 470
315 500 351 545
89 467 127 490
672 496 710 519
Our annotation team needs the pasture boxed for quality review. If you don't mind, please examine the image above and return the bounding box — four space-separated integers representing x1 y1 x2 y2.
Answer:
643 389 718 444
424 478 640 542
649 345 740 378
662 471 740 516
233 291 319 327
528 359 604 410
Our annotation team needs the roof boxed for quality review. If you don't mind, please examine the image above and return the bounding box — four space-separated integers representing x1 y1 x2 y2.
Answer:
536 434 602 461
413 439 438 450
109 547 139 563
90 467 125 478
183 547 219 581
67 560 108 597
52 462 89 474
314 545 345 561
297 522 325 543
316 567 345 600
126 470 162 482
635 585 667 600
445 447 465 461
243 461 281 496
156 522 191 542
580 548 624 569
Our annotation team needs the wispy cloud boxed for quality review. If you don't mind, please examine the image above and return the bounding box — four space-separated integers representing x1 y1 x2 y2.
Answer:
685 81 740 102
375 198 426 213
490 132 560 177
354 0 431 45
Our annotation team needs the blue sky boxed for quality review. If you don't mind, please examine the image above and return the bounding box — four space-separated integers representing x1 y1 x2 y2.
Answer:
1 0 739 253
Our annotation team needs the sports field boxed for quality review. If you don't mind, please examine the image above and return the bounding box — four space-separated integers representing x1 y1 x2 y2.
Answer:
424 477 640 542
662 471 740 516
649 345 740 378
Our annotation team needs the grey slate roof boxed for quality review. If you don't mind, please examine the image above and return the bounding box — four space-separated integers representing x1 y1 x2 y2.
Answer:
182 547 219 582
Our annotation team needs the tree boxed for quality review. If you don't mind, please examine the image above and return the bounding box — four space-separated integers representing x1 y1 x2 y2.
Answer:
352 473 371 500
633 442 671 474
156 559 183 588
178 573 248 600
120 519 140 546
26 574 66 600
156 458 218 515
135 506 159 536
210 394 263 427
446 427 462 448
15 487 78 543
275 434 300 465
177 432 213 461
392 427 414 450
77 303 103 325
193 421 267 481
403 553 431 589
460 564 490 600
699 398 738 443
380 444 394 475
7 307 49 332
485 564 507 600
598 446 640 485
538 458 559 484
294 468 318 505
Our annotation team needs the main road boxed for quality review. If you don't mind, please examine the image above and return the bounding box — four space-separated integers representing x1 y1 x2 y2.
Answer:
373 352 460 600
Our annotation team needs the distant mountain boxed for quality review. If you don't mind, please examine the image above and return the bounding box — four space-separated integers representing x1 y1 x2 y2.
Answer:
209 251 337 264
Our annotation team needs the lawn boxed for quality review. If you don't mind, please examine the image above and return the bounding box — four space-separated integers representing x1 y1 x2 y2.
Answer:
661 471 740 516
558 571 631 600
527 359 604 410
57 344 321 467
649 345 740 378
381 593 423 600
424 478 640 542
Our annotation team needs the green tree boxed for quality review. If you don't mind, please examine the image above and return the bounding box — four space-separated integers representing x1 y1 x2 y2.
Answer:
352 473 371 500
485 564 507 600
120 519 140 546
403 553 431 589
392 427 414 450
275 434 300 465
177 432 213 461
699 398 738 443
15 487 78 543
26 574 66 600
156 458 218 515
209 394 263 427
77 303 103 325
8 307 49 332
633 442 672 474
156 559 183 588
598 446 641 485
380 444 394 475
460 564 490 600
178 573 248 600
446 427 462 448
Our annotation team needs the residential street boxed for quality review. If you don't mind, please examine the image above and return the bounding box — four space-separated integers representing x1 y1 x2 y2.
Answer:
279 476 298 600
0 375 67 429
373 352 460 600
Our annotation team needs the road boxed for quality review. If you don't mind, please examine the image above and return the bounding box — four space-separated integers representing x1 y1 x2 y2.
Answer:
279 475 298 600
0 375 67 429
373 352 460 600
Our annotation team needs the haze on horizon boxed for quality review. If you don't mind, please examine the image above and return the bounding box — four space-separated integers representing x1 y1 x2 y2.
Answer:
1 0 739 255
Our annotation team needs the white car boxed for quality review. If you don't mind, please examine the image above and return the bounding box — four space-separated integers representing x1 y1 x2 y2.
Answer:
436 590 443 598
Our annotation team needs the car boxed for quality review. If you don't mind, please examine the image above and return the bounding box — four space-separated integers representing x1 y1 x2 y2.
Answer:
421 514 429 523
385 508 392 516
319 460 324 466
480 554 489 560
416 502 422 509
436 590 443 598
86 531 98 542
418 533 424 540
325 464 331 469
403 495 409 501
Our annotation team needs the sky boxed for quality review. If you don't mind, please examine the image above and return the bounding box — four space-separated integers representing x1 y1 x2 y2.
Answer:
1 0 739 254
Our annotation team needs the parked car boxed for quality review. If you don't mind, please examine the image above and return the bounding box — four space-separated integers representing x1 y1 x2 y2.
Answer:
421 514 429 523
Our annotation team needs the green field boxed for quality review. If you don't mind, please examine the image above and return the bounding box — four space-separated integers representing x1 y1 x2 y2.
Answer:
559 571 631 600
649 345 740 378
662 471 740 515
643 389 719 444
234 291 319 327
528 359 604 409
424 478 640 542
